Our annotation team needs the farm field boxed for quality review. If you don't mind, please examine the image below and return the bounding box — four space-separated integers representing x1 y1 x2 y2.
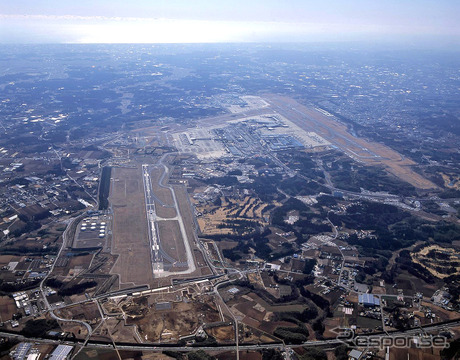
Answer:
0 296 16 322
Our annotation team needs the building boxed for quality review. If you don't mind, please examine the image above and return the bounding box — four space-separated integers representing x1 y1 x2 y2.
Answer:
358 293 380 307
12 342 32 360
348 349 363 360
50 345 73 360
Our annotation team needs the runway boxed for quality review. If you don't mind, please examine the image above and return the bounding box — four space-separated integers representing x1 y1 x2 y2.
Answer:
142 164 163 276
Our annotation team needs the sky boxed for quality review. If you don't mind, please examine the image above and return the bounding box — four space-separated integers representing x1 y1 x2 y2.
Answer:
0 0 459 46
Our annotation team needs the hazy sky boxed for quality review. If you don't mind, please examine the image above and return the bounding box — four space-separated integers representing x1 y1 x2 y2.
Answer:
1 0 459 46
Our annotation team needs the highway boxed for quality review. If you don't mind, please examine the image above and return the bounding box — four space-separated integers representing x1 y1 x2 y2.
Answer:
2 317 460 353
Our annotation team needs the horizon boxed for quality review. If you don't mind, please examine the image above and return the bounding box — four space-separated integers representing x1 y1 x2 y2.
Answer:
0 1 459 49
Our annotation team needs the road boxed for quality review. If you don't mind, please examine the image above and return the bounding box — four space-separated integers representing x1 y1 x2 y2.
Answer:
2 317 460 353
326 216 346 287
39 216 93 351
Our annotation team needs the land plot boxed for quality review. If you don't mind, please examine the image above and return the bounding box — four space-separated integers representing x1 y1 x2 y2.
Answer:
194 249 206 268
110 167 153 287
73 231 106 249
205 325 235 342
15 259 33 271
357 316 381 329
412 245 460 279
195 195 268 236
389 347 442 360
216 351 262 360
155 204 177 219
150 167 175 205
0 296 16 322
157 220 187 268
52 253 94 277
72 216 111 250
193 250 212 276
125 297 220 342
58 302 101 324
235 301 267 323
245 292 307 313
0 255 17 266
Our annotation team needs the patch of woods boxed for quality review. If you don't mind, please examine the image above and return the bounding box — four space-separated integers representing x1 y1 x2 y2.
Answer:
334 201 460 251
45 278 97 296
329 201 410 233
342 204 460 294
228 272 331 344
216 228 295 262
318 152 417 196
0 279 42 294
0 339 19 358
164 347 332 360
0 245 58 257
272 197 332 236
279 176 331 196
21 319 60 338
98 166 112 210
206 172 285 203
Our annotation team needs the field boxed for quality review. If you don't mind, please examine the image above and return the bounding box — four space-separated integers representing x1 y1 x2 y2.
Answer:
412 245 460 279
53 253 94 277
150 167 178 219
215 351 262 360
195 194 270 236
110 166 154 287
157 220 187 271
224 287 308 338
193 249 213 276
172 185 200 271
56 302 101 326
0 296 16 322
205 324 235 342
389 347 442 360
118 295 221 342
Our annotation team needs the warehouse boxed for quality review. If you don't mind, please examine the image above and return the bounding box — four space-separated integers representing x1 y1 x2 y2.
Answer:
358 293 380 307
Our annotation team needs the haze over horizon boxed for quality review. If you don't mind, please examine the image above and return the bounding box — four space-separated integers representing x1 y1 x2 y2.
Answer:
0 0 459 48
